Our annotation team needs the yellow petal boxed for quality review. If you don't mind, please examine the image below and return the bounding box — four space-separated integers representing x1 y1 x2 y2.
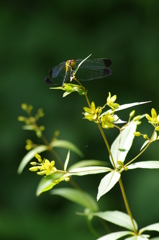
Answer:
151 108 157 119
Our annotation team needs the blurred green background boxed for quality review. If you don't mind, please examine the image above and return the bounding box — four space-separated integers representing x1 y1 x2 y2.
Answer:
1 0 159 239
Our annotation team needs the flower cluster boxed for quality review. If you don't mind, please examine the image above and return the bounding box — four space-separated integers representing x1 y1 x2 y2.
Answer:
83 93 119 129
18 103 45 137
50 83 86 97
146 108 159 130
29 153 57 176
107 92 119 110
83 101 102 122
134 108 159 140
101 112 115 129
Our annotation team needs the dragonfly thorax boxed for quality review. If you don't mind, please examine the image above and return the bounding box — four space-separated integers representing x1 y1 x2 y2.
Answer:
65 59 76 72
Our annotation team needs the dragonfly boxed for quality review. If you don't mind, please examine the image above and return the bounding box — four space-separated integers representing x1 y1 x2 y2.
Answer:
45 54 112 86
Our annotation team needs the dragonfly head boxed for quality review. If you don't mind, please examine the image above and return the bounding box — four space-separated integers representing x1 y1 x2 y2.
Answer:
65 59 76 72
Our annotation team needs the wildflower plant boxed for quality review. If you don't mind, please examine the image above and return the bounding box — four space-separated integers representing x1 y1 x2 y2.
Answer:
18 55 159 239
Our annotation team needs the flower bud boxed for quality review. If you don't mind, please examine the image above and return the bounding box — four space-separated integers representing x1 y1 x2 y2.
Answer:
129 110 135 118
133 132 141 137
143 134 148 139
133 115 140 121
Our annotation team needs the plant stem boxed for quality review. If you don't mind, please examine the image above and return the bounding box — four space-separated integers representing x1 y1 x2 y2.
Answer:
97 124 137 233
97 123 116 169
118 178 137 234
41 132 64 168
73 78 91 107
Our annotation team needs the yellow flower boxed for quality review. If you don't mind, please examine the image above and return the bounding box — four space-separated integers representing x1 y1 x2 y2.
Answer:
107 92 119 110
146 108 159 126
30 154 57 176
83 102 102 122
40 159 56 175
101 112 115 129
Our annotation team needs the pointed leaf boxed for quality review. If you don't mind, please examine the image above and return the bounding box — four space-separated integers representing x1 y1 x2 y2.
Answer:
92 210 138 231
17 145 47 174
36 173 63 196
114 101 151 112
110 121 138 167
125 236 149 240
101 102 150 118
51 187 98 211
97 231 132 240
50 86 63 90
127 161 159 170
38 182 57 195
97 171 120 201
114 115 127 124
51 140 84 157
63 91 72 97
139 223 159 235
140 140 149 151
67 166 111 176
64 150 70 171
68 160 108 171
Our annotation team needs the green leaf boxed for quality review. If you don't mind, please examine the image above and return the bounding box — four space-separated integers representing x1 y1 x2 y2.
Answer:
68 160 108 171
114 101 151 112
125 236 149 240
67 166 111 176
18 140 83 174
92 210 138 231
51 187 98 211
110 121 138 167
101 102 150 118
128 161 159 170
64 150 70 171
97 171 120 201
140 140 149 151
51 140 84 157
36 173 63 196
63 91 71 97
37 182 57 195
114 115 127 124
150 237 159 240
97 231 132 240
139 223 159 235
17 145 47 174
51 83 86 96
50 86 63 90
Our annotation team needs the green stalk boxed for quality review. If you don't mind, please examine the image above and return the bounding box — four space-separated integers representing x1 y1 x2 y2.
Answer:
119 178 137 234
97 123 116 169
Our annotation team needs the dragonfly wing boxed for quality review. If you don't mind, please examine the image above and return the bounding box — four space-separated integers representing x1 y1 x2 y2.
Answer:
74 58 112 81
76 58 112 68
75 67 111 81
45 62 66 86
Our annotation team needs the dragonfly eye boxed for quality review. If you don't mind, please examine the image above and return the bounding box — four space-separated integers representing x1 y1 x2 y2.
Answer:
70 59 76 68
66 59 76 72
